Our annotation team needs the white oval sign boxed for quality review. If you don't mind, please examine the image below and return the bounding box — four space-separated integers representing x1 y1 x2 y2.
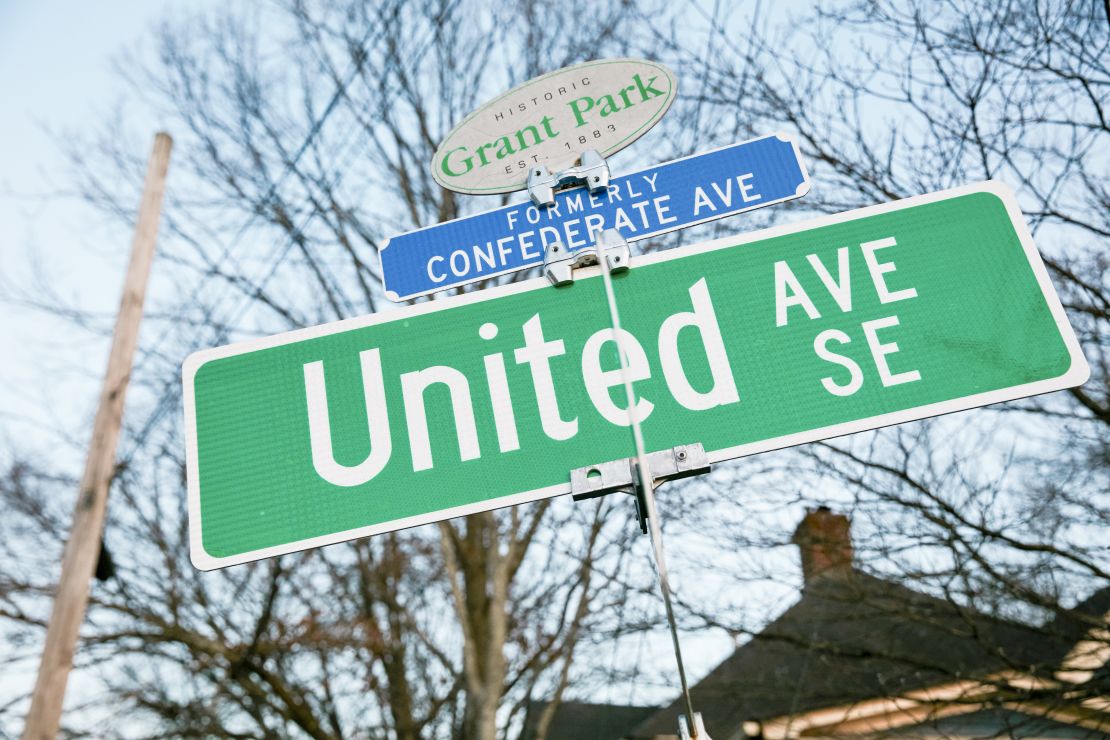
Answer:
431 59 677 195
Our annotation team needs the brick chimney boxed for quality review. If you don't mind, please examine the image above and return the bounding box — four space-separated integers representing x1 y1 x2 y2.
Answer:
792 506 854 583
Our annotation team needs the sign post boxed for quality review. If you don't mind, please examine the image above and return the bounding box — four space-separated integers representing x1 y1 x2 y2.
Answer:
185 181 1087 570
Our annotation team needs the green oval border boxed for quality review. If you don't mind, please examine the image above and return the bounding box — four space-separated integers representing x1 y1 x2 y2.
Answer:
430 58 677 195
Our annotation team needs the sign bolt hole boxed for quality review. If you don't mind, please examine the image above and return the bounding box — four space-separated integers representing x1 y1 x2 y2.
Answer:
586 468 601 480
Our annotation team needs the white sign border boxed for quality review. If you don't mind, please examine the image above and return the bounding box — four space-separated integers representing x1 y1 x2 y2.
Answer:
184 181 1089 570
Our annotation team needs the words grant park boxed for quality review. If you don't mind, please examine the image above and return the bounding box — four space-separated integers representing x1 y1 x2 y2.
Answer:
2 3 1107 740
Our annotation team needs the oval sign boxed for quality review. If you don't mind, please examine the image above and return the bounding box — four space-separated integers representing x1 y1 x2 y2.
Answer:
431 59 677 195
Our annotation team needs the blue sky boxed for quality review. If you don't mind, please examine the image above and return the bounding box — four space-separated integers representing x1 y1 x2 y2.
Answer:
0 1 211 461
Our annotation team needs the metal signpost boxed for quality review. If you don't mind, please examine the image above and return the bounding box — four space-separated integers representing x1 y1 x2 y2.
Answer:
185 182 1086 570
381 134 810 300
182 55 1090 739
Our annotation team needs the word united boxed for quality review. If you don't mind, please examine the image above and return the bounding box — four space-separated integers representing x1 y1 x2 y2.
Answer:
317 237 920 485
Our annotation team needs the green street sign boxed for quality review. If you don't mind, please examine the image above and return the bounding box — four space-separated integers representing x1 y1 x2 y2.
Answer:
184 182 1087 569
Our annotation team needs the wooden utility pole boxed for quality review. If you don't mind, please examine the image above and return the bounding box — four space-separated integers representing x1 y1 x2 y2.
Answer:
23 133 173 740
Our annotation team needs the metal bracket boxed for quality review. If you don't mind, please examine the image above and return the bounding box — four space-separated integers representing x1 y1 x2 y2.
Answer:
571 443 710 534
679 712 712 740
527 149 610 207
544 228 630 287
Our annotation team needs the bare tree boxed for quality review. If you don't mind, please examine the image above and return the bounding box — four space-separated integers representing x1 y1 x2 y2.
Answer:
0 1 675 737
2 0 1106 738
631 0 1110 733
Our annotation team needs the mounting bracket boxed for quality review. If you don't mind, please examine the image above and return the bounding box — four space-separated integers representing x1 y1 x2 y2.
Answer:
527 149 610 207
570 443 709 534
543 228 630 287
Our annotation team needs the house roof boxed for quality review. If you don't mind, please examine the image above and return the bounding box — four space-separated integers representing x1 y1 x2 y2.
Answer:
629 570 1094 739
520 700 659 740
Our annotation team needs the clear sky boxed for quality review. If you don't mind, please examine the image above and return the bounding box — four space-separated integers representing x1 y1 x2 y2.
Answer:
0 0 210 461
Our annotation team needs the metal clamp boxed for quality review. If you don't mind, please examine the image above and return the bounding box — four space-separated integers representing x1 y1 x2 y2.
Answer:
544 228 630 287
679 712 712 740
571 443 710 533
527 149 610 207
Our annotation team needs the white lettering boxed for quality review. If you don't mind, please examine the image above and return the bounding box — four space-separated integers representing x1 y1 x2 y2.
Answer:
692 186 716 216
738 173 761 202
584 213 605 240
861 237 918 304
775 261 821 327
519 231 540 261
658 278 740 411
400 365 480 472
711 179 733 208
862 316 921 387
514 314 578 440
427 256 447 284
480 322 519 453
496 236 514 265
473 242 496 272
654 195 677 225
807 248 852 313
582 328 654 426
304 349 392 487
449 249 470 277
814 329 864 396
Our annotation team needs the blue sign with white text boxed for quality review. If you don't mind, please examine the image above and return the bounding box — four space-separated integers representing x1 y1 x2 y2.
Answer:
380 134 810 301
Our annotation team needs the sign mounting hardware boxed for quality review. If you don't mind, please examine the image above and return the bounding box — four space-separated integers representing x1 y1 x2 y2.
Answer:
680 713 712 740
570 442 710 533
543 227 630 286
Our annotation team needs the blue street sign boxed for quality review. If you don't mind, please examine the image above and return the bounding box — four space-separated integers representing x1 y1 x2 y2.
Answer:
380 133 810 301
